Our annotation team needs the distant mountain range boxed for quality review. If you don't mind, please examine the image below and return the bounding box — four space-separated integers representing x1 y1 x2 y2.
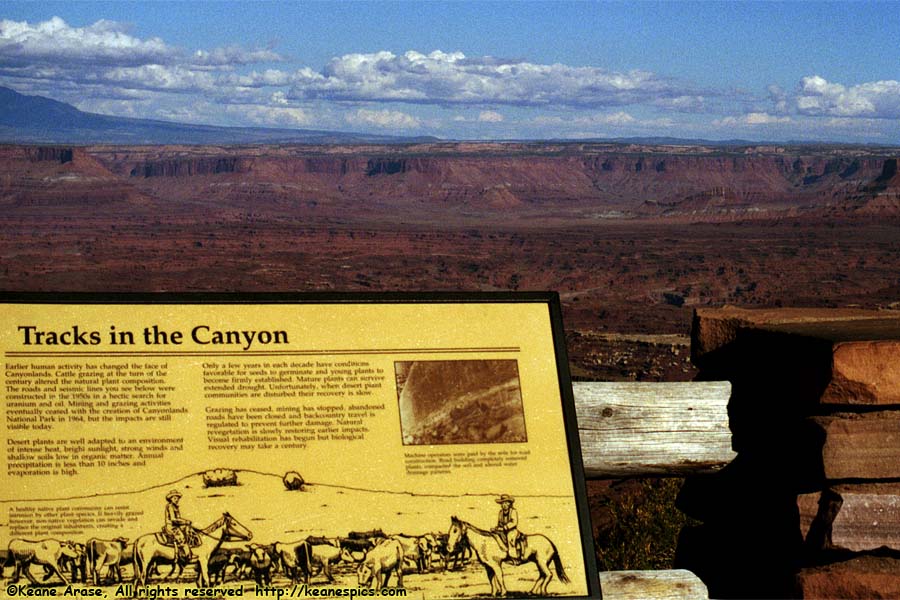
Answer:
2 86 897 149
0 86 439 145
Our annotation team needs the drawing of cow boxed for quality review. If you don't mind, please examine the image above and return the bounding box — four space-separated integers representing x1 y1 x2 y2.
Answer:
250 544 275 586
42 542 85 583
295 538 343 584
391 534 430 573
86 537 129 585
357 539 404 591
273 541 305 583
5 539 79 585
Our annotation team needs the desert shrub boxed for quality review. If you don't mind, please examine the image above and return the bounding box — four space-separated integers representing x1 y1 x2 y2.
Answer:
283 471 305 491
203 468 238 487
594 478 696 571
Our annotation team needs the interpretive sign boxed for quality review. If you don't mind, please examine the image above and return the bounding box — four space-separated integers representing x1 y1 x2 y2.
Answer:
1 293 599 599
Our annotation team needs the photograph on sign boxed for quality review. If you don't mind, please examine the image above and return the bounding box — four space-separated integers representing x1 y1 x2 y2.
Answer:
1 294 599 599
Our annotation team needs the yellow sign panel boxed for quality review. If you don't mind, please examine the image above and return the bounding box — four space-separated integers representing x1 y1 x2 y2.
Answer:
1 293 599 599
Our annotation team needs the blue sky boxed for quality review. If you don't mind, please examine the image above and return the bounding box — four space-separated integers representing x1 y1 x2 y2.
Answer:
2 1 900 142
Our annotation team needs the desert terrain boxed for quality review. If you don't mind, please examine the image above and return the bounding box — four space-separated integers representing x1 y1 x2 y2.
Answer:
2 142 899 382
2 141 899 583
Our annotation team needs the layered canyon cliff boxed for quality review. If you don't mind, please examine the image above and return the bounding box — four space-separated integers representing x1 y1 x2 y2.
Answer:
4 142 899 222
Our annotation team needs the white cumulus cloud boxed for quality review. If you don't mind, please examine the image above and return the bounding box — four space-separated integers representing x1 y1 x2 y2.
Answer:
224 69 294 88
591 111 637 126
794 76 900 118
0 17 283 79
713 112 793 127
532 111 667 128
0 17 176 67
289 50 691 107
192 46 284 67
101 65 218 92
234 104 313 127
345 108 422 129
478 110 504 122
655 95 708 113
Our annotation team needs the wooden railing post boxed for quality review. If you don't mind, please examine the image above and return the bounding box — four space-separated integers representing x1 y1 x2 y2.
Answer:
572 381 733 598
574 381 735 478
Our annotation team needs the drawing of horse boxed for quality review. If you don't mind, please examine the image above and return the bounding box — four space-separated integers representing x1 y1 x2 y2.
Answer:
133 513 251 587
446 516 569 596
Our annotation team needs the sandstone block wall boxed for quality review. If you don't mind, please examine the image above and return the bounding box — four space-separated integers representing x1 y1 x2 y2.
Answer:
678 307 900 599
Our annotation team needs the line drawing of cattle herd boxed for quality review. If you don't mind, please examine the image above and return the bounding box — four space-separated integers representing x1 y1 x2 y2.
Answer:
0 514 573 597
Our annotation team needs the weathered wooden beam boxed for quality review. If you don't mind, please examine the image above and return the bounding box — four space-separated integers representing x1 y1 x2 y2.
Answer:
600 569 709 599
574 381 735 478
810 412 900 480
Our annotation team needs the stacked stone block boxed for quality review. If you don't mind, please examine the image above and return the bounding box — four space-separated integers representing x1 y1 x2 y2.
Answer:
678 307 900 599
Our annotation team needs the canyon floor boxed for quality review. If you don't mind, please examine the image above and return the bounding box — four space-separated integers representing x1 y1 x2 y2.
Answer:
3 213 897 381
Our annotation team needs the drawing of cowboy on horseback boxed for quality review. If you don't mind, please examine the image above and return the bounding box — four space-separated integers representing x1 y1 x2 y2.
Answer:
163 489 193 563
492 494 522 563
